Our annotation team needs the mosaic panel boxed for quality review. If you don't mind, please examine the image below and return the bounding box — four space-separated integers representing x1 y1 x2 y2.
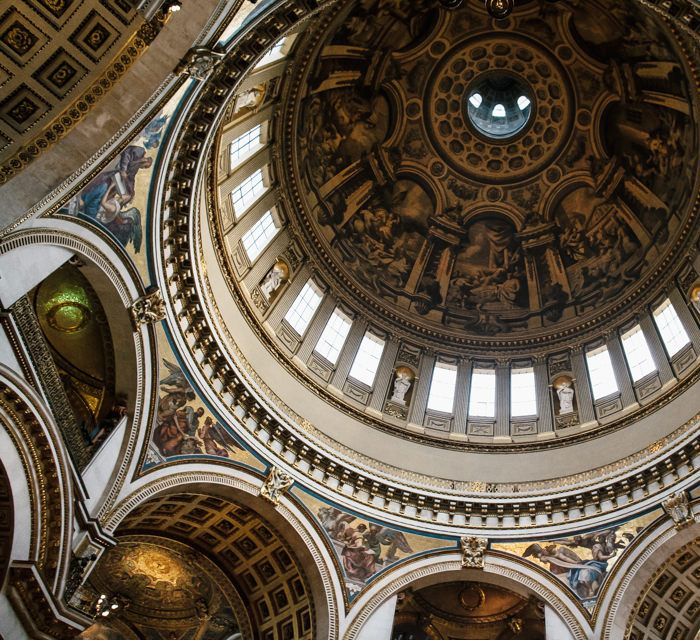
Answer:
294 489 454 600
492 510 661 610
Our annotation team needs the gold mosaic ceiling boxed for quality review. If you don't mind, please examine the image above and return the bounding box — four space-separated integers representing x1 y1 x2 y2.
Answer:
279 0 699 351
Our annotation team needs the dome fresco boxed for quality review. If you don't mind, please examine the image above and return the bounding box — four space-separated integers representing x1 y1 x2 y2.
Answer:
278 0 698 351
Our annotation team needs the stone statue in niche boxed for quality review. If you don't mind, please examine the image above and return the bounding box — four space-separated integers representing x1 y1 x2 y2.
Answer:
390 367 415 405
552 375 578 423
260 260 289 301
556 380 575 415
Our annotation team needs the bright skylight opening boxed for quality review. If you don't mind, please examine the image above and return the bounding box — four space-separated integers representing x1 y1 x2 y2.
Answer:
314 308 352 365
653 298 690 357
586 346 619 400
468 368 496 418
349 332 385 387
230 124 262 168
511 367 537 417
241 210 278 262
231 168 265 219
517 95 531 110
427 362 458 413
492 104 506 117
254 39 286 68
284 279 323 336
469 93 483 108
621 325 656 382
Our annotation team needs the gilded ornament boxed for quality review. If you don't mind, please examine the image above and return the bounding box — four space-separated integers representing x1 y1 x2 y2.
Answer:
662 491 695 529
461 536 488 568
130 290 166 326
260 466 293 506
176 47 224 81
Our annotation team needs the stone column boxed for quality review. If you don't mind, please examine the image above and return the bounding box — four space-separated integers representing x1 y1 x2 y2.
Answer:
356 595 398 640
545 606 576 640
669 287 700 349
453 358 472 435
268 265 310 328
296 296 336 362
639 314 675 384
369 340 399 413
408 353 435 426
607 334 638 409
495 361 510 438
534 357 553 434
570 347 596 426
330 319 367 388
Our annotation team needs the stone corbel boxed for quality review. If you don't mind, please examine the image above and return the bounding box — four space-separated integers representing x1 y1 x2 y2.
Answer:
176 47 225 81
130 290 166 328
260 466 294 506
460 536 488 569
661 490 696 530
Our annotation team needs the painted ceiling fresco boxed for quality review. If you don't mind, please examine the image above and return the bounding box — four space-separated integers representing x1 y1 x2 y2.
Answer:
294 489 454 599
282 0 698 346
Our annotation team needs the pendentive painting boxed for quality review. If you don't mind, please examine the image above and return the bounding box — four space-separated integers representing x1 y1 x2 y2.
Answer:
493 510 660 607
295 491 453 598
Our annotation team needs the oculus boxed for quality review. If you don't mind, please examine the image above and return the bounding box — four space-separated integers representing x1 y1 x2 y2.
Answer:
466 73 533 140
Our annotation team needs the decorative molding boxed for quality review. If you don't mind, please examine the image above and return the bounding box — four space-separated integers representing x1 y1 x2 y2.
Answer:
460 537 488 569
259 465 293 506
11 294 91 469
0 13 167 185
100 470 339 640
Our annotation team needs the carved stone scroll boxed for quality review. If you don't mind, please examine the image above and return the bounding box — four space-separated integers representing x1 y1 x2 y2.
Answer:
130 290 166 327
662 491 695 529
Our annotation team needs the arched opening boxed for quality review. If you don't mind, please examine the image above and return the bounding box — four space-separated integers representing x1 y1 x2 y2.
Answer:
392 580 545 639
82 490 331 640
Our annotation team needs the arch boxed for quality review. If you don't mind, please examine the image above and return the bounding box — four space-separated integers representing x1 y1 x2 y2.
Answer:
0 366 74 594
342 550 591 640
595 503 700 639
0 219 157 521
101 466 343 640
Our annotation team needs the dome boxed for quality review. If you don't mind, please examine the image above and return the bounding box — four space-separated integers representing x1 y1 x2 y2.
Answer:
199 0 700 462
3 0 700 636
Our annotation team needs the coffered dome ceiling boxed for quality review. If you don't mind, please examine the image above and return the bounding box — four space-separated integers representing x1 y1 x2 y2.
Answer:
277 0 698 352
